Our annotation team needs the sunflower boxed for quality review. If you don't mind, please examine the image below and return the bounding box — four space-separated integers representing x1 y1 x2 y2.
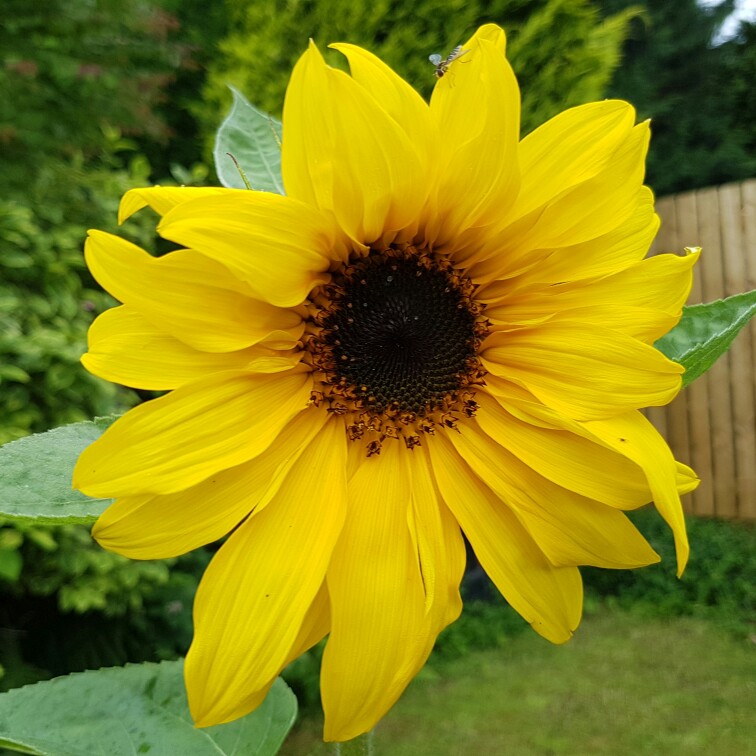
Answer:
73 24 699 742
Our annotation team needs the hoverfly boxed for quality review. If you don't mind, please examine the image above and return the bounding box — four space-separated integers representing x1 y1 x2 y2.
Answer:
429 45 470 79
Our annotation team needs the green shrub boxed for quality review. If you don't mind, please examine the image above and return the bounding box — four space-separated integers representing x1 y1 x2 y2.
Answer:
0 0 190 195
0 516 210 690
0 205 130 445
582 509 756 634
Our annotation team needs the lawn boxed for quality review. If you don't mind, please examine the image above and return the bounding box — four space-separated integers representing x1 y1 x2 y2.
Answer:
281 609 756 755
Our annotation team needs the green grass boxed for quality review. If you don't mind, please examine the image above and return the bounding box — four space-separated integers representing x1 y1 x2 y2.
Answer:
281 610 756 755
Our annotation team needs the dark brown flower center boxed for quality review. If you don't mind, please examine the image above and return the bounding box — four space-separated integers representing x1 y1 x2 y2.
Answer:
305 246 488 454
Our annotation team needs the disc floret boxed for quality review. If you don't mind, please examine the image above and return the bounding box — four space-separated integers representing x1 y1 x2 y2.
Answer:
305 245 489 453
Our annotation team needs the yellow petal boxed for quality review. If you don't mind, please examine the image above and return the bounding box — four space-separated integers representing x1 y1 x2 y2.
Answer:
569 306 678 344
406 444 465 623
484 186 658 297
469 122 650 285
428 28 520 245
499 250 699 319
330 42 437 188
327 66 428 244
284 580 331 664
186 418 347 727
428 434 582 643
485 250 699 344
581 411 694 576
475 392 651 508
321 441 436 742
118 186 229 224
283 42 427 246
676 462 700 495
508 100 636 222
488 303 677 345
73 369 312 497
190 581 331 731
282 41 337 211
157 192 342 307
85 231 302 352
448 422 661 570
481 372 697 571
82 306 296 390
482 322 683 420
92 408 328 559
525 120 650 247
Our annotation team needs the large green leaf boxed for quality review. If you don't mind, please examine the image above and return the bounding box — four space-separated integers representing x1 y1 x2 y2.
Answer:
0 660 297 756
0 417 116 525
213 86 284 194
656 290 756 387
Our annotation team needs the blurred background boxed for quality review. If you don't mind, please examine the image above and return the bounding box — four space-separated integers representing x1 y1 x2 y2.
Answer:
0 1 754 753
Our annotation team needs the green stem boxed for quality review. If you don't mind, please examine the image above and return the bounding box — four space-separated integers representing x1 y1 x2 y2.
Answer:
332 730 375 755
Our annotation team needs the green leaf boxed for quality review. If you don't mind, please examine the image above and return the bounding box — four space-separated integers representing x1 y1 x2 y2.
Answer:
214 86 284 194
656 290 756 387
0 548 22 582
0 660 297 756
0 417 117 525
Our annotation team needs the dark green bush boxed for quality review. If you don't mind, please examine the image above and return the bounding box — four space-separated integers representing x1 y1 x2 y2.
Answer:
582 509 756 634
0 0 190 195
0 517 210 691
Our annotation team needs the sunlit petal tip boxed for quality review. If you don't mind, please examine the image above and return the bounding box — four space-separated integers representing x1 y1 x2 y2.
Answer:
84 227 113 248
118 188 150 224
637 117 651 138
327 41 431 123
675 537 690 578
306 37 326 63
675 462 701 495
466 22 507 52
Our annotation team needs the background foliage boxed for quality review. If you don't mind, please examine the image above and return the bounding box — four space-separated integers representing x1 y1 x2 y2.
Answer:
0 0 211 694
601 0 756 193
1 0 754 716
198 0 639 143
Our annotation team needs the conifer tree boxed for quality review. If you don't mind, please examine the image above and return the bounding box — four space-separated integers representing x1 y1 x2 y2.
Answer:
602 0 756 194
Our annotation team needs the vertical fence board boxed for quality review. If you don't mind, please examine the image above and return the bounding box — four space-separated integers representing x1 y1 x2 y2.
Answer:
645 195 677 440
720 184 756 520
651 180 755 521
661 194 695 500
739 180 756 521
676 191 716 516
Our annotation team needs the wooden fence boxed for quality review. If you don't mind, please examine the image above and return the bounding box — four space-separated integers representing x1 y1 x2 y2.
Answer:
646 179 756 521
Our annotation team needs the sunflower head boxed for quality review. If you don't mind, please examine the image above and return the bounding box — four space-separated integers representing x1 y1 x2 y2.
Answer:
74 24 698 743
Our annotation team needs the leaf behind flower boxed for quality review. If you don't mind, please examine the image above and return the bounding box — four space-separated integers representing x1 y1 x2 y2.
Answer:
0 660 296 756
656 290 756 387
213 86 284 194
0 417 116 525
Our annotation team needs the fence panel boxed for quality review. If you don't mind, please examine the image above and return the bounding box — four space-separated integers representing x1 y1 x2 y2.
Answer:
649 179 756 520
